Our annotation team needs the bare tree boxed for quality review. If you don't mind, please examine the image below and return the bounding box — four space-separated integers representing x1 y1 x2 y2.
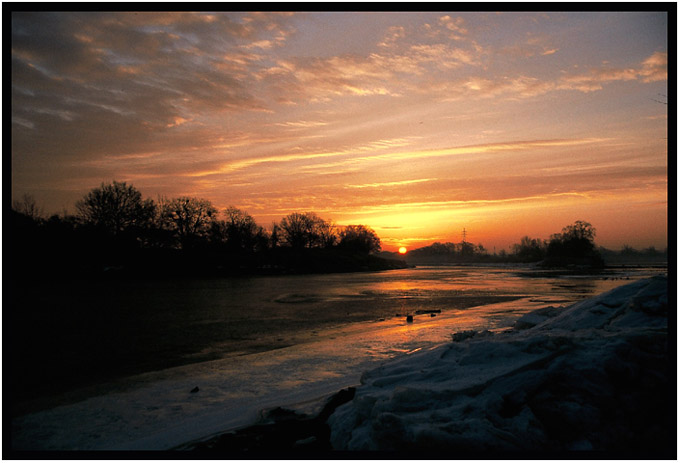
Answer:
76 181 155 235
317 219 338 248
280 212 314 249
223 206 264 252
270 222 282 249
279 212 335 249
161 196 217 248
12 194 44 220
560 220 596 241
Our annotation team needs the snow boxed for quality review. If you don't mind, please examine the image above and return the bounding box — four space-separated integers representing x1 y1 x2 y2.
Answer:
10 342 370 451
327 275 670 453
12 295 538 451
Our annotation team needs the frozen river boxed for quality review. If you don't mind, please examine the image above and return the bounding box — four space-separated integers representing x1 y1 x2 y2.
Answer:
10 264 665 451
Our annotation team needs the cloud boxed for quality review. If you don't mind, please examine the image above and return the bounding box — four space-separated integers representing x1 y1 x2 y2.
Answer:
378 25 406 47
185 137 607 179
274 120 329 128
11 12 294 134
10 10 303 198
254 14 485 102
256 42 483 102
439 15 468 35
434 51 668 101
639 51 667 82
11 12 668 221
498 34 560 58
346 178 437 189
553 52 667 91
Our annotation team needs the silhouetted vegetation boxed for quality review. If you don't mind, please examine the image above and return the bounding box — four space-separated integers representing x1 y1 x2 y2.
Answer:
542 220 604 268
9 181 406 280
599 244 668 265
396 220 662 269
399 241 491 264
512 236 547 262
76 181 156 236
339 225 381 254
10 183 664 280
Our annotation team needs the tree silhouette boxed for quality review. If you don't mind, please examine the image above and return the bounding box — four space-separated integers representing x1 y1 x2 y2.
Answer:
545 220 603 267
270 223 282 249
221 206 266 253
339 225 381 254
17 181 408 276
317 219 338 248
512 236 546 262
560 220 597 242
76 181 155 236
12 194 44 221
279 212 330 249
161 196 217 249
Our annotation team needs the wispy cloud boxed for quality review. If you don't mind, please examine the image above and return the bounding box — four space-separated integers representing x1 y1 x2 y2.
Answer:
256 15 485 102
346 178 437 189
184 137 607 178
10 11 668 250
11 12 295 155
274 120 329 128
435 51 668 100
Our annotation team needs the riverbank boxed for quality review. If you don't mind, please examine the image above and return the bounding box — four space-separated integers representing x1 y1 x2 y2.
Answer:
181 275 672 457
9 268 668 454
11 292 533 451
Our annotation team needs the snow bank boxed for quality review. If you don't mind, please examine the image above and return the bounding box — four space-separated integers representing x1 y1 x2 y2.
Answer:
328 276 671 454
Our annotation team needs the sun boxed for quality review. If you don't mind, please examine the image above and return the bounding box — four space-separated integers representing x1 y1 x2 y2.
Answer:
398 247 408 254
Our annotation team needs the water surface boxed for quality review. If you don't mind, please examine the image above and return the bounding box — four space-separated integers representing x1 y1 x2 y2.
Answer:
11 264 666 450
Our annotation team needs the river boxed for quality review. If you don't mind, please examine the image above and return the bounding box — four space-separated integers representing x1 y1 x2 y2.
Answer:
10 264 666 450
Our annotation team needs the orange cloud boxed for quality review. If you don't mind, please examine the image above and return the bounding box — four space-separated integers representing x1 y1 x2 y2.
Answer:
346 178 437 189
436 51 668 101
184 137 607 178
639 51 667 82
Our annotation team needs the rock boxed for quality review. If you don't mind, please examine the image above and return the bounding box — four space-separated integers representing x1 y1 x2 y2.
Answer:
293 436 318 447
406 315 413 323
451 330 477 342
190 386 200 393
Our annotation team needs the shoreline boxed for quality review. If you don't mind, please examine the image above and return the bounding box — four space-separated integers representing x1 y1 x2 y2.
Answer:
178 275 671 456
12 294 527 418
10 271 668 452
10 293 542 451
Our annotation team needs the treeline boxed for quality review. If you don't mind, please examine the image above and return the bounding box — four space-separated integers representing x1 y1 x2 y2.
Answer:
403 221 625 268
10 181 405 279
599 245 668 265
403 241 490 264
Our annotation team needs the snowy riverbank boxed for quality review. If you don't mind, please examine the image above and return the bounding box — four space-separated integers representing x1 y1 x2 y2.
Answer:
10 274 671 456
327 275 671 455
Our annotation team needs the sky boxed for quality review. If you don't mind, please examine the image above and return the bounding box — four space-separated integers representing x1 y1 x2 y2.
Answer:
10 10 669 252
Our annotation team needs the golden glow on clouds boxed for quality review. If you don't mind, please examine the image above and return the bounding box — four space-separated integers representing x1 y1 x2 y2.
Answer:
347 178 437 189
10 11 668 251
186 137 609 178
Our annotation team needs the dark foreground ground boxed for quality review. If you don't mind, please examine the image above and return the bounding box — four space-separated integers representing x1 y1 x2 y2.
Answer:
177 387 357 454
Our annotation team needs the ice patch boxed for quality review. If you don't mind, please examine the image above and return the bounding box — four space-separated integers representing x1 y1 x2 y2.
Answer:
328 276 670 453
